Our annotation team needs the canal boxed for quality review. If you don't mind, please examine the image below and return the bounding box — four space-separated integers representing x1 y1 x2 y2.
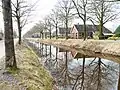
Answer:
26 40 119 90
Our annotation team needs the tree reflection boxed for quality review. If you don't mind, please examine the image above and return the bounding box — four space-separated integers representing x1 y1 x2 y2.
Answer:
86 58 118 90
118 64 120 90
37 43 119 90
71 56 86 90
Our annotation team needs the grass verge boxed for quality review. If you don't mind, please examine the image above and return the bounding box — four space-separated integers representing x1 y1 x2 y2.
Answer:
0 43 53 90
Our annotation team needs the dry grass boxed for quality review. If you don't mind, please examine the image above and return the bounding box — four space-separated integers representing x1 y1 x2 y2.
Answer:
15 43 53 90
0 43 53 90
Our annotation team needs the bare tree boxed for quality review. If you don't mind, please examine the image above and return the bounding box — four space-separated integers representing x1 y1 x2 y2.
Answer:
12 0 39 44
35 21 45 39
56 0 74 39
43 17 53 39
2 0 17 69
24 21 45 38
72 0 89 40
89 0 119 39
48 9 60 39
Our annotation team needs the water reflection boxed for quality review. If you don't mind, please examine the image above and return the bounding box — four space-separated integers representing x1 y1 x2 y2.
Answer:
26 40 119 90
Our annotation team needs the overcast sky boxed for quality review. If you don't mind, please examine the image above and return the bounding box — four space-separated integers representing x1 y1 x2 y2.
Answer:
0 0 57 34
0 0 120 35
16 0 57 35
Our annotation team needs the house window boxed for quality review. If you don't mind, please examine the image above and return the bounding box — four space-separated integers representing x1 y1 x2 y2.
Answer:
81 32 84 37
78 32 84 38
79 33 82 38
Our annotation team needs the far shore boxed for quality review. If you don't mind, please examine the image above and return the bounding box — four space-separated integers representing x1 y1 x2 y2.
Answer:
38 39 120 55
28 38 120 62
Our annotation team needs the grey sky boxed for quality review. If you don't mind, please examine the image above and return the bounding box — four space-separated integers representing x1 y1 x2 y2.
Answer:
0 0 57 34
16 0 57 35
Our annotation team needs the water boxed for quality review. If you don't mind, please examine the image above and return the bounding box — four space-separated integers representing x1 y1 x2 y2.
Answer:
26 40 119 90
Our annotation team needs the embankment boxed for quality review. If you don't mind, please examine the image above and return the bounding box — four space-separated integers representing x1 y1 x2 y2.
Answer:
37 39 120 56
0 43 53 90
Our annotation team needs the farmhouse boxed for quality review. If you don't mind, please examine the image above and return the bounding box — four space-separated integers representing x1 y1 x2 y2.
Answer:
70 24 113 39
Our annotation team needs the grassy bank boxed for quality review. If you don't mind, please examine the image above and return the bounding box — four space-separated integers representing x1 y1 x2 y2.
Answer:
35 39 120 56
0 43 53 90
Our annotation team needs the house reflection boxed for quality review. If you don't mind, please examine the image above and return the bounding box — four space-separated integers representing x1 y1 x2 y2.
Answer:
59 48 93 59
71 50 93 59
36 43 118 90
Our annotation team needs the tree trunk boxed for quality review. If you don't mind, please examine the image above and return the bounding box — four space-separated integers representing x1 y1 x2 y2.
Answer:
18 20 21 45
118 64 120 90
50 45 51 58
99 23 104 40
83 5 87 41
83 19 87 41
42 33 44 39
97 58 101 90
55 23 58 39
56 47 58 62
118 75 120 90
16 0 22 44
2 0 17 69
45 33 47 39
99 1 104 40
17 17 22 44
50 25 51 39
64 51 68 88
65 18 68 39
18 28 22 44
81 56 85 90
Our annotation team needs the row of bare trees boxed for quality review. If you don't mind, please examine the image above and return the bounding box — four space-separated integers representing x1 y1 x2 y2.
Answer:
12 0 39 44
2 0 38 69
25 0 119 40
24 0 74 39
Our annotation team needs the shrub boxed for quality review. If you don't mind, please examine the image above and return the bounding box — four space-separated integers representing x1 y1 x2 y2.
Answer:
93 31 99 40
108 36 119 40
114 33 120 37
